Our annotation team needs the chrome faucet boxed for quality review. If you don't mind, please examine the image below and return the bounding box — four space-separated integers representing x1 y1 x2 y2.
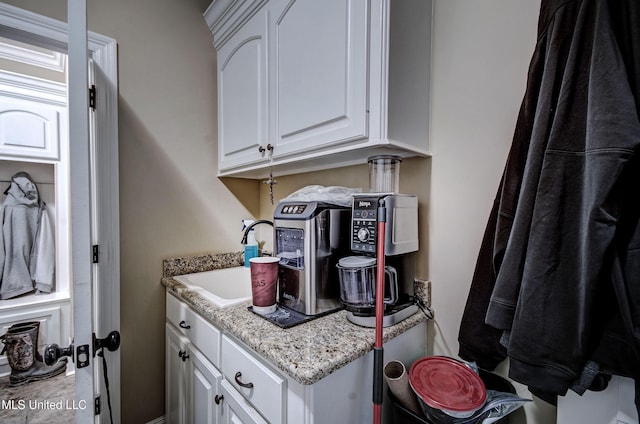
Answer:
241 219 274 244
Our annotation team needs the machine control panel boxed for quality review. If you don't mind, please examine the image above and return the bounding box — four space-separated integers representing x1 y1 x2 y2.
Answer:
352 197 379 253
279 204 308 215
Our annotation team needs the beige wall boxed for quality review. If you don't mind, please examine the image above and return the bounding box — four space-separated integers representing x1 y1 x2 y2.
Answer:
2 1 565 423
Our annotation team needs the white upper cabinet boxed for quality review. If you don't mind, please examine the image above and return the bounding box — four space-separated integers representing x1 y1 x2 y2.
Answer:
216 6 269 170
205 0 433 178
0 71 65 162
270 0 368 156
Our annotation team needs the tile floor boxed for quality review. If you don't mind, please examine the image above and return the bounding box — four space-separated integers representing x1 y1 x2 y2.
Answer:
0 371 75 423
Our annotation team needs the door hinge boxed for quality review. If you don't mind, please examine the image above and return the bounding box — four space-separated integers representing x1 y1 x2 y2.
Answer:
89 85 96 110
92 245 99 264
94 396 100 415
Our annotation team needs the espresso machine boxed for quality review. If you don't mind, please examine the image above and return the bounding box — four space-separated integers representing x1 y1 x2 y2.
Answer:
273 200 352 321
337 155 420 327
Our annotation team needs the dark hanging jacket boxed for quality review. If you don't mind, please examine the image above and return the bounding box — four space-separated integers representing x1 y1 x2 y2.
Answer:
458 0 640 405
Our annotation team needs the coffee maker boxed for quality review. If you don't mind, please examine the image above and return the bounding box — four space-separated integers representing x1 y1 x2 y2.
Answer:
340 193 419 327
334 155 420 327
273 201 352 317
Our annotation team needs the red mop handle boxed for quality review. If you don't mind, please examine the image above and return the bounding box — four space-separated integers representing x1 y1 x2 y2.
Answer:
373 206 387 424
375 218 386 348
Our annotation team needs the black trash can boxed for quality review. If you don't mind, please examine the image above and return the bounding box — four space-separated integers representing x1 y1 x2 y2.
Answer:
388 369 517 424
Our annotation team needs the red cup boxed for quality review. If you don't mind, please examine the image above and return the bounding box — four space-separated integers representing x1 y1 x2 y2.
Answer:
249 257 280 314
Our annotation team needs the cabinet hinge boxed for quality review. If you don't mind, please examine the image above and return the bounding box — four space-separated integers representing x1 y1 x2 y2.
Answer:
94 395 100 415
89 85 96 110
92 245 99 264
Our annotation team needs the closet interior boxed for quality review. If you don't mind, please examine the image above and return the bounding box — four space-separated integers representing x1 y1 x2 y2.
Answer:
0 37 72 376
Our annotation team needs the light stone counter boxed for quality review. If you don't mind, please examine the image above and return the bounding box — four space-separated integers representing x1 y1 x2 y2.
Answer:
162 252 431 385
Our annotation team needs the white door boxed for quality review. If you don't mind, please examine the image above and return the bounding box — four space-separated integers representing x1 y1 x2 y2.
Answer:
70 1 121 421
166 324 188 424
186 344 222 424
68 1 96 421
0 2 120 422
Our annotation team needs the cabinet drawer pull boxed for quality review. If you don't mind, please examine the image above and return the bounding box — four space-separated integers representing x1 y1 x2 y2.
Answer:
214 394 224 405
234 371 254 389
179 320 191 329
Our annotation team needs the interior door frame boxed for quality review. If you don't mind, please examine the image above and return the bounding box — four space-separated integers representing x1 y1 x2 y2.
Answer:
0 3 120 421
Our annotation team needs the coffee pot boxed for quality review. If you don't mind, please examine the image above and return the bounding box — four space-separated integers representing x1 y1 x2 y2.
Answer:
337 256 398 310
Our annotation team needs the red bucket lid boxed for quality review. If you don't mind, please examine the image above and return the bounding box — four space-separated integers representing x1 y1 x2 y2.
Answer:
409 356 486 412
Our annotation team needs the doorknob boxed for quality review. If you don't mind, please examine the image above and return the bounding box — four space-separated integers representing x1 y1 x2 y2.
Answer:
44 343 74 366
44 342 90 367
93 331 120 355
44 330 121 367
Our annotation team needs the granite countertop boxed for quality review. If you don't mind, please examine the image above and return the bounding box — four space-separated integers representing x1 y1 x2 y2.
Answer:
162 252 431 385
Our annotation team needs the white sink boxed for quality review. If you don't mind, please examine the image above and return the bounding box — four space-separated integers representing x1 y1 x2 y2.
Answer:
173 267 252 308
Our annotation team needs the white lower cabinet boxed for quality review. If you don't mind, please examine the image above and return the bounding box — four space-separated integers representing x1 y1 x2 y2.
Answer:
166 322 223 424
219 379 268 424
221 335 285 423
166 292 282 424
188 345 224 424
166 323 189 424
166 292 427 423
166 293 223 424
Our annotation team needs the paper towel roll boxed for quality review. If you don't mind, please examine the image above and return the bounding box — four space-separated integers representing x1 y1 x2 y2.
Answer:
384 360 422 416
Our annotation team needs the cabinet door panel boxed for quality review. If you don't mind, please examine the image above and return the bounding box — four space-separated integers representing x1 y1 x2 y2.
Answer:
0 98 62 160
166 324 189 424
217 9 269 171
273 0 368 155
219 380 268 424
187 345 222 424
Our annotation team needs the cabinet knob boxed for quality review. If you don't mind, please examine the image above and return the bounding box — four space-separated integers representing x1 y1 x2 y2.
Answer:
258 144 274 154
179 320 191 329
214 394 224 405
178 350 189 361
234 371 254 389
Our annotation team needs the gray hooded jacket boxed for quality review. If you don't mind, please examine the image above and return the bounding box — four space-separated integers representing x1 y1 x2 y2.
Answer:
0 172 55 299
